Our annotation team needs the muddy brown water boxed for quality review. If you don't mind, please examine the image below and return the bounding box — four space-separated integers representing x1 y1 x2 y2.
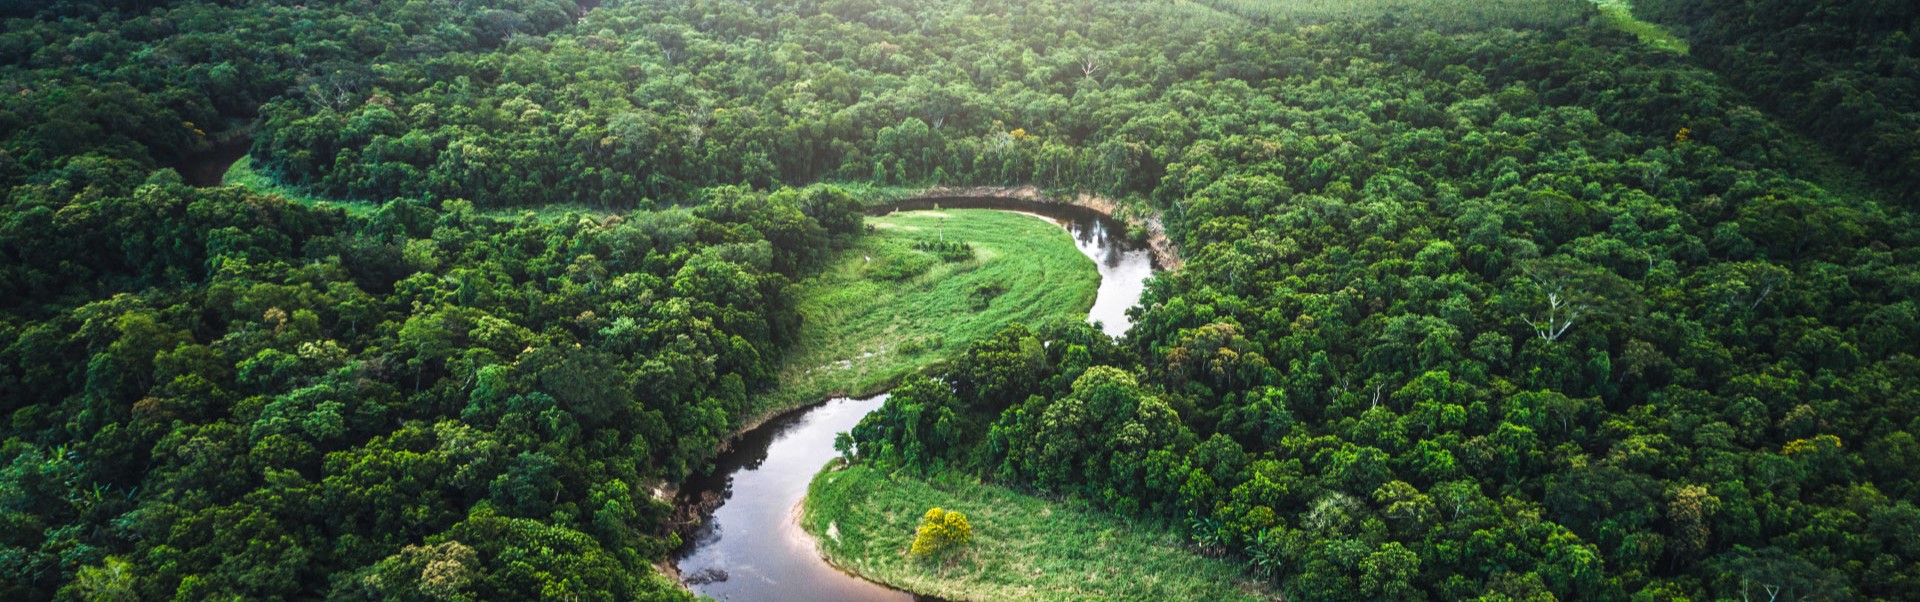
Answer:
672 204 1157 601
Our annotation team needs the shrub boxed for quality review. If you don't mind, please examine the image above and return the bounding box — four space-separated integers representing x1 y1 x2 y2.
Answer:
913 238 974 262
897 333 942 356
909 507 973 558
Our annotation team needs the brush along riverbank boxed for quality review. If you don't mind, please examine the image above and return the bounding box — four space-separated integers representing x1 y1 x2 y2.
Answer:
803 464 1277 602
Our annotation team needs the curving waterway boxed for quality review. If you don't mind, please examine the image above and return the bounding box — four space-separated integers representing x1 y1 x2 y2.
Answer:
672 204 1157 601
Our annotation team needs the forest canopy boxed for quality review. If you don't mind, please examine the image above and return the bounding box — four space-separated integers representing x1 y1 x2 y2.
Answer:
3 0 1918 601
1638 0 1920 201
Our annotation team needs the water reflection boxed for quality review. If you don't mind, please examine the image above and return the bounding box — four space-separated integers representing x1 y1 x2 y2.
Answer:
869 197 1155 338
1039 211 1153 338
673 203 1155 600
673 395 920 602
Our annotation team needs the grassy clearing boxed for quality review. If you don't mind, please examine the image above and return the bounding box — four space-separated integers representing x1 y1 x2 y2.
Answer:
224 155 614 220
223 163 1095 413
804 464 1274 602
1591 0 1689 54
755 209 1098 414
223 155 376 216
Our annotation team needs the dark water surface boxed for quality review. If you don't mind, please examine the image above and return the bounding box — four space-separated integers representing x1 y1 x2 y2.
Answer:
673 205 1154 601
673 395 915 602
1036 209 1153 337
172 135 252 187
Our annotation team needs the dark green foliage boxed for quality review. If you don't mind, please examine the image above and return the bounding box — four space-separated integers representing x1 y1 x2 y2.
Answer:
1639 0 1920 201
7 0 1920 600
0 0 588 185
841 3 1920 601
969 279 1007 309
0 174 847 599
235 0 1592 208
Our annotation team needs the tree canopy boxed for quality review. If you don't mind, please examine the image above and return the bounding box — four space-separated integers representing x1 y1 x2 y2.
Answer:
5 0 1919 600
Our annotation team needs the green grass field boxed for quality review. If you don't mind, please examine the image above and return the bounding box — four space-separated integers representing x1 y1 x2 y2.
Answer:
223 155 376 215
754 209 1098 415
1591 0 1689 54
804 464 1275 602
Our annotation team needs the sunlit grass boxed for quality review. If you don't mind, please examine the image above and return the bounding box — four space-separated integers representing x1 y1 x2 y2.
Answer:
224 154 613 220
223 154 377 216
753 209 1098 415
1592 0 1689 54
804 464 1274 602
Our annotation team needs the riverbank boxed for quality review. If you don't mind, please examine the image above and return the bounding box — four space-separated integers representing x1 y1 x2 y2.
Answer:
897 185 1184 271
171 125 253 187
740 208 1098 423
803 464 1276 602
666 208 1099 514
675 396 913 602
670 208 1108 600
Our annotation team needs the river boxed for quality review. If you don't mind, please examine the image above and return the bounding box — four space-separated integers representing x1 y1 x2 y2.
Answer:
671 205 1157 601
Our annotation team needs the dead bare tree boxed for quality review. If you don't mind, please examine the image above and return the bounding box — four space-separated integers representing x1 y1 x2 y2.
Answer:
1723 261 1791 311
1526 284 1594 342
1517 257 1636 343
1080 53 1103 78
679 103 713 147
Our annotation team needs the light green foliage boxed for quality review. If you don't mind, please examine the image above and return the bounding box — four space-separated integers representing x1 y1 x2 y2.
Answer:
1198 0 1589 30
909 507 973 559
1589 0 1689 53
222 155 371 215
67 556 137 602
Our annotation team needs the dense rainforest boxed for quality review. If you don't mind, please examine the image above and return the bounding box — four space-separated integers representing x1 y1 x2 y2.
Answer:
3 0 1917 601
853 3 1920 600
1637 0 1920 200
